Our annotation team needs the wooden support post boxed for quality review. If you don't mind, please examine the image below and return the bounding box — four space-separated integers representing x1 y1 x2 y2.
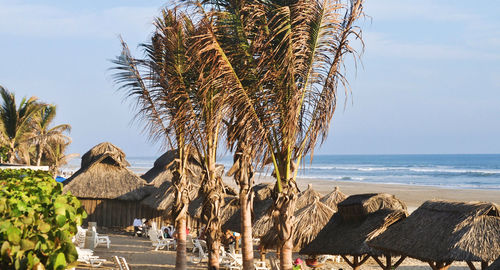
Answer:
260 249 266 261
466 261 477 270
341 255 370 270
393 256 407 269
481 261 488 270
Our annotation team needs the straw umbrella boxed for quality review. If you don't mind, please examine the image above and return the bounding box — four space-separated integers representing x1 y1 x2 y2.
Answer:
320 186 347 211
295 184 322 211
369 200 500 270
301 193 408 270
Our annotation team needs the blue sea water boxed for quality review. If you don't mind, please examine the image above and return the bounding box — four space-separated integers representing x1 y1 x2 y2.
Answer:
64 154 500 190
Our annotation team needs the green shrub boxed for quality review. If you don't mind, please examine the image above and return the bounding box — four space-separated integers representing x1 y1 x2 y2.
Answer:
0 169 87 270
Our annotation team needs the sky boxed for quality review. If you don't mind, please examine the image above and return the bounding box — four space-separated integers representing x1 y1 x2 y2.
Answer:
1 0 499 158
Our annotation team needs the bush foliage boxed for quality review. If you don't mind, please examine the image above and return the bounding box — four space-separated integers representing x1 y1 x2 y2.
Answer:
0 169 87 270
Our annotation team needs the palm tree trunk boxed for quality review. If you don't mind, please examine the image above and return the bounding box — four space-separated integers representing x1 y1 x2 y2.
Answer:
173 145 189 270
8 142 16 164
202 165 224 270
36 143 44 166
272 180 298 270
228 141 255 270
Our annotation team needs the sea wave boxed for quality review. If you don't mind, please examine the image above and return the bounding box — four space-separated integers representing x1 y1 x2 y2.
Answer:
303 165 500 176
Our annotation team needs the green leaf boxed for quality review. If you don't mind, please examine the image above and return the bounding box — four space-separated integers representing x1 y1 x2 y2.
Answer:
1 241 10 256
20 239 35 251
55 215 66 227
7 226 21 244
38 222 50 233
53 252 66 270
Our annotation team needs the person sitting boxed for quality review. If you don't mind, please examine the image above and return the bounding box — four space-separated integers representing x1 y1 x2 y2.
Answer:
133 218 143 236
163 228 171 239
305 255 319 268
223 229 236 248
293 258 303 270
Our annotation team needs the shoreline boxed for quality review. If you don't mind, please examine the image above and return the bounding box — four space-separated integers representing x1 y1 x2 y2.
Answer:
224 175 500 211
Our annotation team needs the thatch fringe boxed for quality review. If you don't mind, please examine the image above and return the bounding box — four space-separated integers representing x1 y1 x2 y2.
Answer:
320 186 347 211
63 142 150 201
300 193 408 256
369 200 500 263
486 256 500 270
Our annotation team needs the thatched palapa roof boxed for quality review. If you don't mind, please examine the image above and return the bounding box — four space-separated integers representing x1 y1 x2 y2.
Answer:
63 142 150 201
295 184 322 211
320 186 347 211
300 193 408 256
260 198 334 250
141 147 203 187
369 200 500 263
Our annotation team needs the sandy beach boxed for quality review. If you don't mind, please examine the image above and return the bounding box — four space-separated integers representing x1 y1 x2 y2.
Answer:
223 175 500 212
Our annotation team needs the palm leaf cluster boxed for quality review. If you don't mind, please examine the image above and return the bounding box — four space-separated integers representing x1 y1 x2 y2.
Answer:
113 0 364 268
0 86 73 175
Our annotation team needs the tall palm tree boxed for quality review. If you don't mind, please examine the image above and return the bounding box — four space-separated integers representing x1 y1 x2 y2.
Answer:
29 105 71 166
112 9 201 269
194 0 365 268
0 86 41 163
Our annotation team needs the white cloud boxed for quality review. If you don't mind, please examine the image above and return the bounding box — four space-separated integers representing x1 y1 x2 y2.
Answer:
0 3 160 39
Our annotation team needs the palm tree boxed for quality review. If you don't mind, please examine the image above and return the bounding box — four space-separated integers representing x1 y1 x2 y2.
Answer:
193 0 365 268
29 105 71 166
112 9 200 269
0 86 41 163
44 139 77 176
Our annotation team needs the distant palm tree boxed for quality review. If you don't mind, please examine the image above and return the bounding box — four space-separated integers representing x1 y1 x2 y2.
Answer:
29 105 71 166
0 86 41 163
193 0 365 268
44 139 77 176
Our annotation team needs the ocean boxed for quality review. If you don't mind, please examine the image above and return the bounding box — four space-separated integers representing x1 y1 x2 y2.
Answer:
63 154 500 190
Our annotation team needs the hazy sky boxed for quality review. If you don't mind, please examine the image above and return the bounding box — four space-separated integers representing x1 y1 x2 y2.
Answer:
1 0 499 157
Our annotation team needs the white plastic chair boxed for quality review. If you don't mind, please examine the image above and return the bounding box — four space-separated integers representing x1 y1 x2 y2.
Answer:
76 247 106 267
255 260 270 270
114 256 130 270
190 239 208 264
91 227 110 248
148 227 169 251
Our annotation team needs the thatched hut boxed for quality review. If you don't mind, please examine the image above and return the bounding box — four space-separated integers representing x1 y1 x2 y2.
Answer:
63 142 161 228
320 186 347 211
301 193 408 270
369 200 500 270
259 198 334 251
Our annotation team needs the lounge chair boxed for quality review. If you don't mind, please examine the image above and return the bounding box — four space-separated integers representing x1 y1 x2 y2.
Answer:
75 247 106 267
148 227 169 251
190 239 208 264
91 227 110 248
114 256 130 270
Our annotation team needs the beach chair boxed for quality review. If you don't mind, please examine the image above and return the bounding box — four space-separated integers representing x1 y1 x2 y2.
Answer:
224 252 243 270
186 234 195 252
114 256 130 270
76 247 106 267
317 255 341 263
190 239 208 264
72 226 87 248
90 227 110 248
254 260 270 270
148 228 169 251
